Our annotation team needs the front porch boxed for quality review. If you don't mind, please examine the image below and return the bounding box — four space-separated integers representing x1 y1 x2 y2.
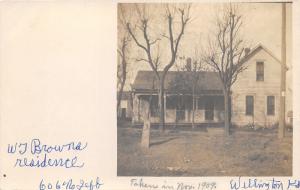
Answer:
132 93 225 125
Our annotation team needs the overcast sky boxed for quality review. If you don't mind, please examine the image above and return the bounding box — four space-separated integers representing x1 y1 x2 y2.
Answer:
119 2 292 91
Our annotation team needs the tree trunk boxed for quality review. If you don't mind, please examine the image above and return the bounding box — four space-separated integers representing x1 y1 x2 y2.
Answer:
117 46 127 118
141 100 150 148
224 90 230 136
117 77 126 118
192 85 195 129
159 79 165 132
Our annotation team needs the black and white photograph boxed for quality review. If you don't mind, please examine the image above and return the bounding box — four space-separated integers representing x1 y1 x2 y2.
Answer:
117 2 293 176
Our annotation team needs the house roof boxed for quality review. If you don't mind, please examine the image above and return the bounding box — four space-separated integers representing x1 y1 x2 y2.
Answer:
132 44 280 95
240 44 281 64
132 70 223 95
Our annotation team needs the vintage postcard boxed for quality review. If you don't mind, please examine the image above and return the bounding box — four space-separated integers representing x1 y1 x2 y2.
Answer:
0 0 299 190
117 2 293 177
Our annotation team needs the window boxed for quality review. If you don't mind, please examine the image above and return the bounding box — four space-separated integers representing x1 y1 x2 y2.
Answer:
197 97 204 110
246 96 254 116
256 61 264 81
166 96 177 109
267 96 275 115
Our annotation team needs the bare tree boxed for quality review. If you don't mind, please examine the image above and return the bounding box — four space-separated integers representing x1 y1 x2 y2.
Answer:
140 75 157 149
175 48 206 128
117 5 131 117
117 38 130 115
188 58 206 129
204 4 247 136
125 4 191 131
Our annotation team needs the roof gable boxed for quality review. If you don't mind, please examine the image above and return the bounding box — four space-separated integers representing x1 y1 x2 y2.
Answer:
241 44 281 64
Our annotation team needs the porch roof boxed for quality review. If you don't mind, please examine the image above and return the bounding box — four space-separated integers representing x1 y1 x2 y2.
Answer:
132 71 223 95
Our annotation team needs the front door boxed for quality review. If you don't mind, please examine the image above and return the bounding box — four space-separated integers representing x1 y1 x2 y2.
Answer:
176 109 185 121
205 98 214 121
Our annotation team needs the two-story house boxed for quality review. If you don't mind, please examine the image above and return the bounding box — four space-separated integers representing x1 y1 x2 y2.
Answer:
231 44 282 127
130 44 285 128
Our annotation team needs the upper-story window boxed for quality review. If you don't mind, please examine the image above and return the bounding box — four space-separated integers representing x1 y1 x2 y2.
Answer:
256 61 264 81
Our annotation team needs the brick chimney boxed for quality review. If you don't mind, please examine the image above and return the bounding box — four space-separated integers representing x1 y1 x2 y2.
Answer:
245 48 251 56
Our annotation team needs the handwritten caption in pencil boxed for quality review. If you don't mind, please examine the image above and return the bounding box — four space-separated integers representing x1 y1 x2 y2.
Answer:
130 178 217 190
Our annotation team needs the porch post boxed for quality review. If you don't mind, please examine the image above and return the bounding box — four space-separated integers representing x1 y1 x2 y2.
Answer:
164 94 167 122
132 94 136 125
138 96 140 122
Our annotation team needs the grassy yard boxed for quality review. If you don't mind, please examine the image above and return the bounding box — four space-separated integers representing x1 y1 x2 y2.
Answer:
117 123 292 176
